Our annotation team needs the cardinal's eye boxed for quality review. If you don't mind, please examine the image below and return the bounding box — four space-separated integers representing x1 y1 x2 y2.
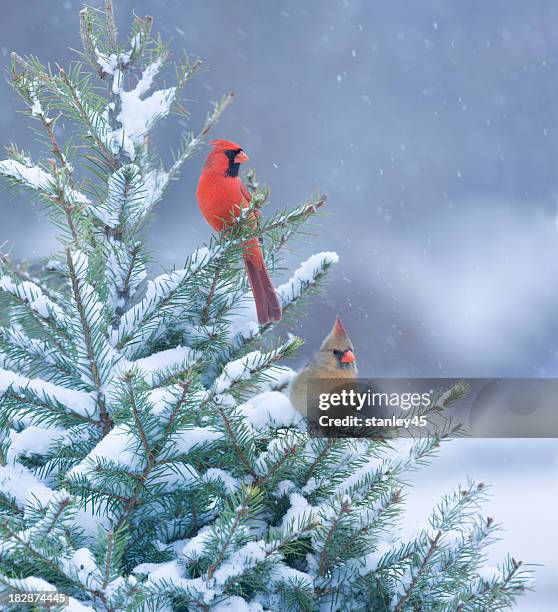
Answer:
333 349 343 357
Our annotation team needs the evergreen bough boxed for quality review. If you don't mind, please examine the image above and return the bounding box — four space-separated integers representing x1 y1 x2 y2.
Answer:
0 2 532 610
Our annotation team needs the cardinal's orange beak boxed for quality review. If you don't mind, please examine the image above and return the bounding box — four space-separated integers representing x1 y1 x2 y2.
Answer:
236 150 249 164
341 350 356 363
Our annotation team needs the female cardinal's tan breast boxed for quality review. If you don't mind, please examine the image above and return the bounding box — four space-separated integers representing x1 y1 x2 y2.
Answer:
196 170 249 232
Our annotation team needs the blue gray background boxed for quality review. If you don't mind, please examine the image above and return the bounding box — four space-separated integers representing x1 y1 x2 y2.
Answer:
1 1 557 608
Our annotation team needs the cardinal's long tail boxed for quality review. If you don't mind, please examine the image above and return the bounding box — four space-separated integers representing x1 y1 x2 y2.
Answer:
243 238 282 325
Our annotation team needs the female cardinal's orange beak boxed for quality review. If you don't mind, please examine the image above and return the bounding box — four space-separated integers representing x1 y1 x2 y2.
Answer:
341 350 356 363
236 150 249 164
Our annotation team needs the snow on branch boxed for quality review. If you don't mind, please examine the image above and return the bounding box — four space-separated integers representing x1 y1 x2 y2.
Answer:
92 163 145 229
105 240 147 319
213 338 301 396
68 424 139 480
139 561 216 606
212 540 268 587
237 390 303 432
66 417 202 518
113 245 221 355
61 547 104 594
0 367 97 421
0 326 82 388
0 157 90 207
0 252 63 305
0 462 57 510
277 251 339 306
129 92 234 222
95 163 174 243
120 345 199 387
0 158 51 191
112 268 188 351
33 64 116 166
171 426 223 456
135 166 169 219
6 425 66 461
0 489 111 608
228 251 339 347
0 275 67 328
111 58 175 160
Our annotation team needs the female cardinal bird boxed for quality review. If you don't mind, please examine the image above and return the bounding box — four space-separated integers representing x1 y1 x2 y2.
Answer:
289 315 357 417
196 139 282 325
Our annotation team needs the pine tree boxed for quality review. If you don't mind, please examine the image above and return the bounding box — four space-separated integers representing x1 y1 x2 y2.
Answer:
0 2 532 610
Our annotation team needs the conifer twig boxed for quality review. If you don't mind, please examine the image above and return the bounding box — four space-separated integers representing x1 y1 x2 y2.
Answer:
66 249 112 434
393 531 442 612
104 0 118 51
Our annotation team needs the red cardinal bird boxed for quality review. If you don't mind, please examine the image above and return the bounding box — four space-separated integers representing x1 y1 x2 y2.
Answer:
196 139 282 325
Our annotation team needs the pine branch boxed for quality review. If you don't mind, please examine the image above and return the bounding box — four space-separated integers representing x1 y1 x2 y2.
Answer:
0 513 91 597
301 438 339 485
201 269 221 326
125 376 153 463
57 66 117 169
0 274 71 348
48 160 82 247
205 487 259 581
0 151 88 246
216 405 257 478
9 57 75 181
254 441 302 489
336 488 401 565
104 1 118 52
393 531 442 612
0 327 84 389
102 530 115 591
259 193 327 247
0 253 63 308
0 368 98 428
66 249 112 434
317 497 352 577
155 379 191 447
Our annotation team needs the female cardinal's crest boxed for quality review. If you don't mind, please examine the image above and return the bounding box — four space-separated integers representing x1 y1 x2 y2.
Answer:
320 315 355 353
333 314 347 337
